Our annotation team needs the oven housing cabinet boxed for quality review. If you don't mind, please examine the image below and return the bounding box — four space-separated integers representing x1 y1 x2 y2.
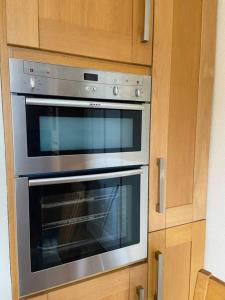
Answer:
15 166 148 296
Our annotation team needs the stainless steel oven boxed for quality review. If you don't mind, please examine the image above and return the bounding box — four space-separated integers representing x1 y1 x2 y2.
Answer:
15 166 148 296
9 59 151 175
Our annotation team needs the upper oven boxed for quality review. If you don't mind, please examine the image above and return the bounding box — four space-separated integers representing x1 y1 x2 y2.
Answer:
9 59 151 176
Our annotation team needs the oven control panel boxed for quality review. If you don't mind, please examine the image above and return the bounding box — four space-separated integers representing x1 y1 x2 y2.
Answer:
9 59 151 102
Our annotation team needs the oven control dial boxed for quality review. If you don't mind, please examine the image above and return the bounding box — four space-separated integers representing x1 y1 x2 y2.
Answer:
135 88 141 98
30 77 35 89
113 86 119 96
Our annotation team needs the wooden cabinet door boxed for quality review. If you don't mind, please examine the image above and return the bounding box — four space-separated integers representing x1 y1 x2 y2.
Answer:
38 0 153 65
6 0 39 47
38 0 133 63
48 268 129 300
148 221 205 300
132 0 153 65
149 0 217 231
130 263 148 300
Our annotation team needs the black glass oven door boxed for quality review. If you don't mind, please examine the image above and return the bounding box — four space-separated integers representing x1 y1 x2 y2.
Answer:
29 169 141 272
26 100 142 157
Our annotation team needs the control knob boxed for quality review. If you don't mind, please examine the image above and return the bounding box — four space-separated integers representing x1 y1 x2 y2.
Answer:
113 86 119 96
135 88 141 98
30 77 35 89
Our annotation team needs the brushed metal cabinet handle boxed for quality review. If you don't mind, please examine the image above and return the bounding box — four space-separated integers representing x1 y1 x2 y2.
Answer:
137 286 145 300
142 0 151 42
154 251 163 300
156 158 165 213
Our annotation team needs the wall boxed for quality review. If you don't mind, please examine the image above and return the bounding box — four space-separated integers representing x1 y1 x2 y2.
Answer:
205 0 225 282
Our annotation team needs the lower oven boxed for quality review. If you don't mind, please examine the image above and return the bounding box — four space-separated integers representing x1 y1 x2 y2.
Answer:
15 166 148 296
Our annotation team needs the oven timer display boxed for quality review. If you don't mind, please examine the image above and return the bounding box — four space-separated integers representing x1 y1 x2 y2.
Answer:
84 73 98 81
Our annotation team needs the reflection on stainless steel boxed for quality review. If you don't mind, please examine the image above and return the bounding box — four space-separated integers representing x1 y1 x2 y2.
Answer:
41 189 118 208
42 212 108 230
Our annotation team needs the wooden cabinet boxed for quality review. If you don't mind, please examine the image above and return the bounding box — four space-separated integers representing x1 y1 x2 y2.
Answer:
6 0 39 47
148 221 205 300
25 263 147 300
5 0 153 65
149 0 217 231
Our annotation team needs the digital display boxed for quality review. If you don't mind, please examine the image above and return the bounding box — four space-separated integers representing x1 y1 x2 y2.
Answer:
84 73 98 81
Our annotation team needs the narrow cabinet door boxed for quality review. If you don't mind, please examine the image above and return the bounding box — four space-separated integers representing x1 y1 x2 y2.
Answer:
132 0 153 65
149 0 203 231
148 221 205 300
6 0 39 47
38 0 133 63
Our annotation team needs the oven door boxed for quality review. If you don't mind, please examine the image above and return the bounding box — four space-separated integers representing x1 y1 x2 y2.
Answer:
11 96 150 175
15 166 148 296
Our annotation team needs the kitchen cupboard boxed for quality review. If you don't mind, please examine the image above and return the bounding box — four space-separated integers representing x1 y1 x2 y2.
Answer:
25 263 147 300
5 0 153 65
6 0 39 47
149 0 217 231
148 221 205 300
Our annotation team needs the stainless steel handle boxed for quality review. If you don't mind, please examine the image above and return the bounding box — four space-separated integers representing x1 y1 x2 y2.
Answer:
155 251 163 300
29 169 143 186
156 158 165 213
26 98 144 111
142 0 151 42
137 286 145 300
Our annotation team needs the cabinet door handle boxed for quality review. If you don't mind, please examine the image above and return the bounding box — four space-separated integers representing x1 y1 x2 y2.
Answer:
156 158 165 213
137 286 145 300
142 0 151 42
155 251 163 300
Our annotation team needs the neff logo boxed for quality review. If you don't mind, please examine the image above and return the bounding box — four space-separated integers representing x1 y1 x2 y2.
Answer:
89 103 101 107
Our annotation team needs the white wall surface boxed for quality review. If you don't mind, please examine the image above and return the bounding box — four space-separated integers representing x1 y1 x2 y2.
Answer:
0 74 12 299
205 0 225 282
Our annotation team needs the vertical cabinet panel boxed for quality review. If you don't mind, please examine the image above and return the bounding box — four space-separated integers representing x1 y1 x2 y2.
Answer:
38 0 133 63
148 221 205 300
6 0 39 47
192 0 217 221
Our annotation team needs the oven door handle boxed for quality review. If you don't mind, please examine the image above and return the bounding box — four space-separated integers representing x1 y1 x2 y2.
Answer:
26 98 145 111
29 169 143 186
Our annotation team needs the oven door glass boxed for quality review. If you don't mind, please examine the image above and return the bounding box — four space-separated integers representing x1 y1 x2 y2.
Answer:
26 102 142 157
29 171 140 272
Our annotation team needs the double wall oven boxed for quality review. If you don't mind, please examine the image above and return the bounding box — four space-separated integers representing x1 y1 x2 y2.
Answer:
9 59 151 296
